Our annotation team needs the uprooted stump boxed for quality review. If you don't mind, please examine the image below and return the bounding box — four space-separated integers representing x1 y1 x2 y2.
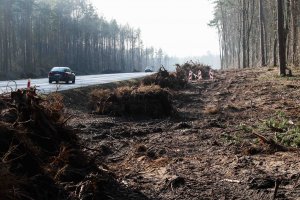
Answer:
90 85 175 118
0 88 87 199
143 67 187 89
0 88 140 200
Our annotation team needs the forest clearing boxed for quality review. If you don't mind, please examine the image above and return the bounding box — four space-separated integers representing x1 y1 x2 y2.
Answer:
1 65 300 199
2 0 300 199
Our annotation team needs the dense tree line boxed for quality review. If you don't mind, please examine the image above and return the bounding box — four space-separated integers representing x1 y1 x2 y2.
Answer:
210 0 299 73
0 0 174 80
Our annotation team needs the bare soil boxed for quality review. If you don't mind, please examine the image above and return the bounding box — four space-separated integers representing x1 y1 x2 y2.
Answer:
66 67 300 199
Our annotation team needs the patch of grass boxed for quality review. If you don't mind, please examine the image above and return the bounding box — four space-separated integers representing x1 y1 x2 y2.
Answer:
276 127 300 147
238 123 253 133
237 112 300 148
220 124 257 146
220 133 242 145
262 111 300 147
265 111 289 133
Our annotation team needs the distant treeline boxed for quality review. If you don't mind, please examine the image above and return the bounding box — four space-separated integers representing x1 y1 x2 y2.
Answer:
0 0 177 80
210 0 299 70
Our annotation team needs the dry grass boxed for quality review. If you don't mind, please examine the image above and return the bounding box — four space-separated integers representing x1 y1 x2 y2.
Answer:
89 89 111 110
135 85 162 94
40 92 65 122
90 89 111 100
115 86 134 97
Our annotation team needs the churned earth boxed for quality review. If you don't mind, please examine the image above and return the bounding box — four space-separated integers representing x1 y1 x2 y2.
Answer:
65 67 300 199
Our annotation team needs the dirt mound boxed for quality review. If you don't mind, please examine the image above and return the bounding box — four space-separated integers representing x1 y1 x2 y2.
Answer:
90 85 174 117
0 88 144 200
142 67 187 89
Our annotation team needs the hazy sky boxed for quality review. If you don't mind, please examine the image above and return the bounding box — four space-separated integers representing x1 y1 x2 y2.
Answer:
89 0 219 57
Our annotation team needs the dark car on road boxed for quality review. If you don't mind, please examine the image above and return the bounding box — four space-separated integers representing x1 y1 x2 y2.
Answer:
48 67 75 84
145 66 153 72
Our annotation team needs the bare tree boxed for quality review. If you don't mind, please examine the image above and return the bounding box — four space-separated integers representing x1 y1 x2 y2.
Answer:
259 0 266 66
210 0 299 72
277 0 286 75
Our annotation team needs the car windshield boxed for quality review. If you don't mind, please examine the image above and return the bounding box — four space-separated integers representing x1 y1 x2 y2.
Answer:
51 67 70 72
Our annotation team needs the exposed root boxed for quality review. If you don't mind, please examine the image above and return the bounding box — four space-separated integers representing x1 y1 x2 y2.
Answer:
252 132 296 152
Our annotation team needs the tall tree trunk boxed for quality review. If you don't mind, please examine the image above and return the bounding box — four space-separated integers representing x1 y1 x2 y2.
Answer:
277 0 286 75
242 0 247 68
291 0 299 66
220 4 228 69
259 0 266 66
274 37 278 67
285 0 291 65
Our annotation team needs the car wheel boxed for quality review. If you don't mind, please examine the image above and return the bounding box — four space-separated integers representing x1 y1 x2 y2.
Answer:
66 79 69 84
49 79 52 83
72 78 75 84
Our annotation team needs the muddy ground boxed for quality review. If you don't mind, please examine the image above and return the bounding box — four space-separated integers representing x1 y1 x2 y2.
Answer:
64 67 300 199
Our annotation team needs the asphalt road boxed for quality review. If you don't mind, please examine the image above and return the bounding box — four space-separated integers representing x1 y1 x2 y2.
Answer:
0 72 154 94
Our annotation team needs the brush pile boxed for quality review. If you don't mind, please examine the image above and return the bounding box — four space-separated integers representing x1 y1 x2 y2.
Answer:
90 85 174 118
175 61 212 80
0 88 129 199
142 62 212 89
142 66 187 89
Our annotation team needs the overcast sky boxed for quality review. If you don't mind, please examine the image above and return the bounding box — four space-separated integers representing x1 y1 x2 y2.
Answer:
89 0 219 58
